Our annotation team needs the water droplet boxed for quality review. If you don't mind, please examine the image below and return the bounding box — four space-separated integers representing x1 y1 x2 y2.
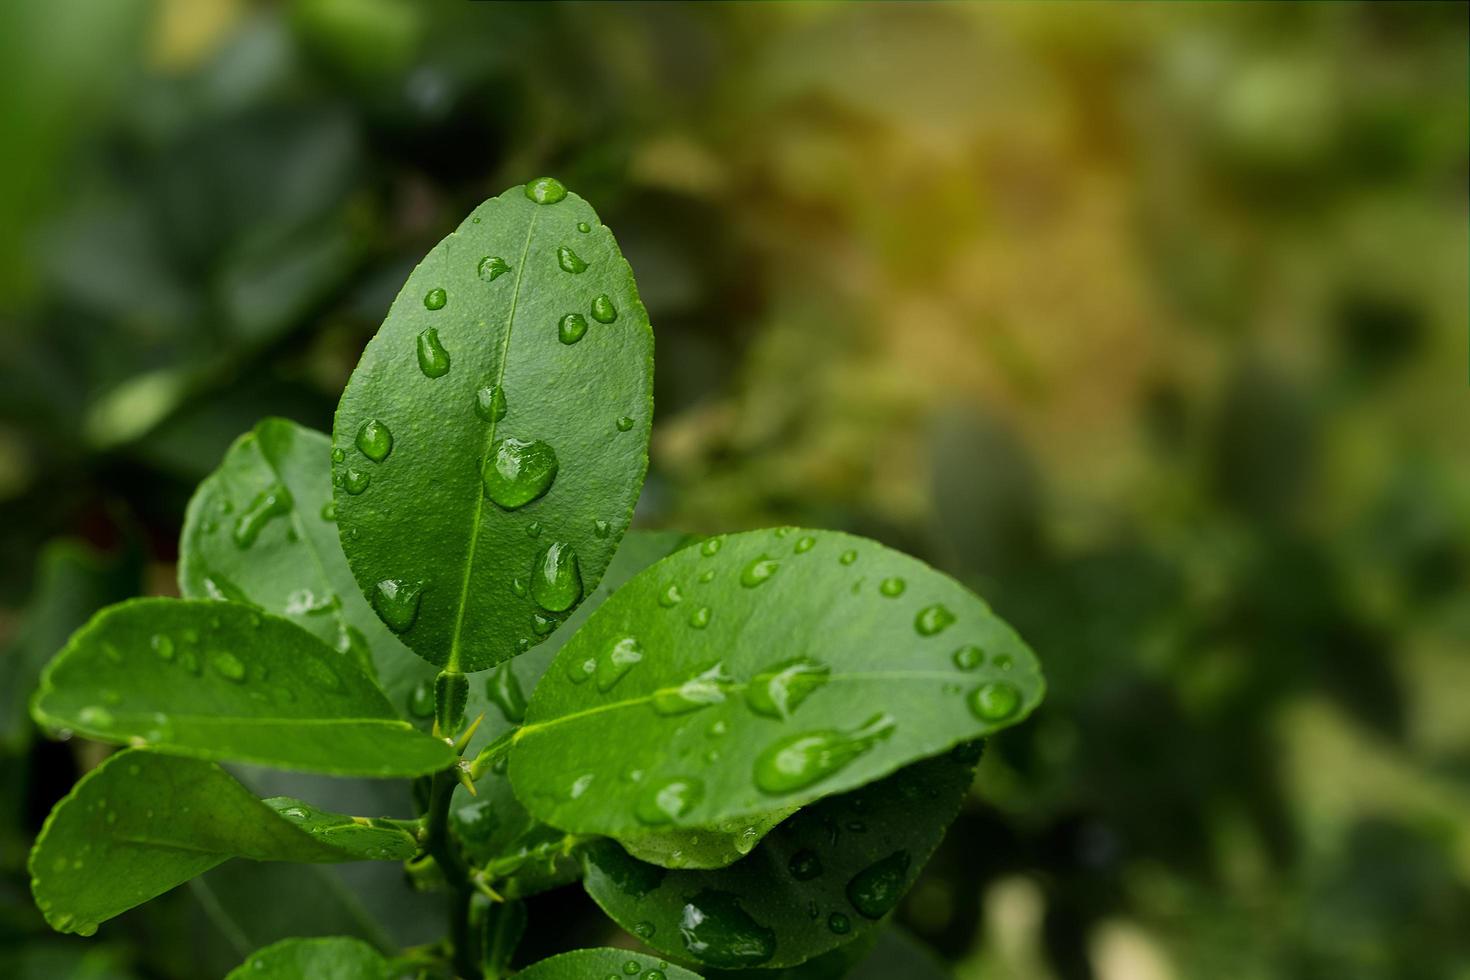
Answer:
559 312 588 345
531 541 582 612
633 921 655 939
331 448 345 464
531 611 559 636
994 653 1014 671
482 438 558 509
788 849 823 880
616 415 634 432
879 577 906 597
487 663 527 723
151 634 175 661
846 850 912 919
795 536 815 553
569 773 594 799
827 912 851 935
745 658 830 719
688 606 711 629
209 651 246 682
952 645 984 671
357 419 394 463
566 656 596 685
653 663 733 715
557 245 588 274
969 681 1021 721
839 550 858 565
678 890 776 968
635 776 704 825
698 570 715 583
342 468 370 495
478 255 510 281
374 579 424 633
593 518 611 538
624 962 641 976
511 577 527 598
597 636 644 692
416 327 451 378
740 556 780 588
475 385 508 422
915 604 956 636
526 521 543 538
658 583 683 608
577 221 592 233
525 177 567 205
408 680 435 718
78 706 114 729
753 714 896 795
320 501 337 522
424 287 447 310
701 537 724 557
643 971 664 980
232 482 293 548
591 294 618 323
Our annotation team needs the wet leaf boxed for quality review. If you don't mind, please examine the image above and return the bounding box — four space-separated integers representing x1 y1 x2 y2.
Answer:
223 936 391 979
515 948 703 980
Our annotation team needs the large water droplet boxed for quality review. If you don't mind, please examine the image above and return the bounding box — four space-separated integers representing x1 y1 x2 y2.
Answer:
635 776 704 825
915 603 955 636
596 635 643 692
482 438 558 509
475 385 508 422
740 556 780 588
209 651 246 682
374 579 424 633
653 663 733 715
416 328 451 378
407 680 435 718
557 245 588 274
478 255 510 281
788 849 823 880
356 419 393 463
343 469 370 495
232 483 293 548
745 658 831 719
525 177 567 205
424 287 447 310
678 890 776 968
846 850 912 919
559 313 588 345
591 294 618 323
531 541 582 612
969 681 1021 721
753 714 895 795
487 662 526 723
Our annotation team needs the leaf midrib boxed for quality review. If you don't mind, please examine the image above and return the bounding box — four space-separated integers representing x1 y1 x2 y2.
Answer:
447 204 540 671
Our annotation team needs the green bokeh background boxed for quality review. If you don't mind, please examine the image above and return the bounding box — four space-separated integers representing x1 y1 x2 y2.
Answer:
1 1 1466 978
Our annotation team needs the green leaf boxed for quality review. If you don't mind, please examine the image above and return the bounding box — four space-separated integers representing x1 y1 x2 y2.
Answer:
261 798 420 860
332 179 654 671
582 749 979 970
31 598 455 777
515 949 704 980
223 937 390 980
28 751 412 936
619 808 797 871
179 417 432 709
451 531 696 896
509 528 1042 844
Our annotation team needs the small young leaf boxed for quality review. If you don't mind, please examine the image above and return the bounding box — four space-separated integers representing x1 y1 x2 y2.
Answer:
28 751 411 936
223 936 391 980
514 949 703 980
179 417 433 711
582 750 978 970
619 807 797 871
333 180 653 671
261 798 420 860
32 598 455 777
509 528 1042 842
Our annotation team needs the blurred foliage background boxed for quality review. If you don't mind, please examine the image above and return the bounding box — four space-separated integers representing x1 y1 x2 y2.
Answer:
1 1 1467 978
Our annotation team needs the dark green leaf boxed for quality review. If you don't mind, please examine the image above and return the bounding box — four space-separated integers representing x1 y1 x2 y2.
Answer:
515 949 703 980
28 751 412 936
223 937 390 980
509 528 1041 844
333 180 654 671
179 417 432 709
261 798 420 860
583 750 978 970
31 598 455 776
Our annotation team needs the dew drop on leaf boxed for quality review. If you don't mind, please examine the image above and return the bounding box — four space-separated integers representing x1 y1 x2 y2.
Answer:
577 221 591 233
342 468 370 495
634 776 704 825
232 482 293 548
559 312 589 345
596 635 644 692
652 663 733 715
150 634 174 661
525 177 567 205
531 541 583 612
474 384 508 422
482 438 558 509
78 706 114 729
478 255 510 281
839 549 858 565
739 556 780 588
416 327 451 378
633 921 655 939
879 577 906 597
752 714 895 795
557 245 589 274
320 501 337 522
424 287 447 310
209 651 246 682
593 518 611 538
356 419 393 462
827 912 851 935
616 415 635 432
591 294 618 323
914 603 955 636
788 849 823 881
745 658 830 720
794 536 815 554
658 583 683 608
566 655 596 685
688 606 711 629
952 645 984 671
845 850 912 919
373 578 424 633
968 681 1021 721
677 889 776 968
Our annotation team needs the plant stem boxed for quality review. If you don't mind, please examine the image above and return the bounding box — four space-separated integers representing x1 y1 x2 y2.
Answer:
427 669 479 980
